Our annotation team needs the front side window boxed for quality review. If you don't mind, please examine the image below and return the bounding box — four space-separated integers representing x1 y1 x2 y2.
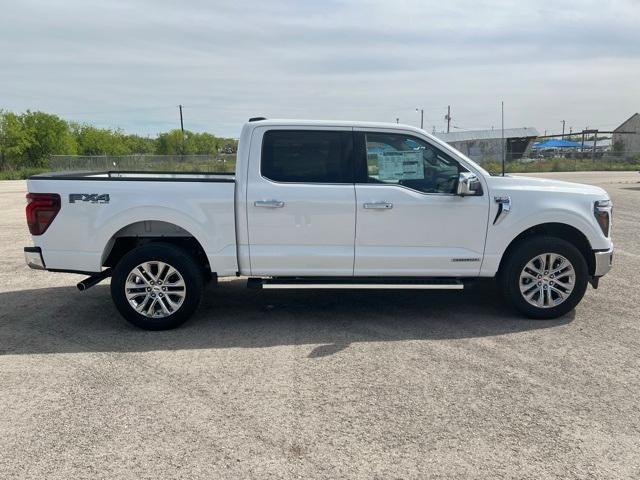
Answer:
364 132 463 194
262 130 352 183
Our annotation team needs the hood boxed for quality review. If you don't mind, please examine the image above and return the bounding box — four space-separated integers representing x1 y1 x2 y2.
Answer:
486 174 609 199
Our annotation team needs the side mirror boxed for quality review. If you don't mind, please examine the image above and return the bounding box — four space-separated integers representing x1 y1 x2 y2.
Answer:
456 172 481 196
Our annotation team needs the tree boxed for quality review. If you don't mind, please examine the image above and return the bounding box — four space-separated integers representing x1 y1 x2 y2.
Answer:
191 132 219 154
72 124 131 156
0 111 76 168
156 129 193 155
0 111 32 169
124 134 156 154
21 111 77 167
219 138 238 154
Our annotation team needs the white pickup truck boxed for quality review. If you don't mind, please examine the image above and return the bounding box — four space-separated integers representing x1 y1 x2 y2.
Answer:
24 118 613 330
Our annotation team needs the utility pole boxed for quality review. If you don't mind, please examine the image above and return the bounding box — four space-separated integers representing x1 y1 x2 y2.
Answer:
445 105 451 133
178 104 185 157
561 120 565 139
501 101 505 176
416 108 424 129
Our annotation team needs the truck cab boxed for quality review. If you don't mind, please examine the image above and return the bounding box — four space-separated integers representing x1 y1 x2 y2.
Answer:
237 121 489 277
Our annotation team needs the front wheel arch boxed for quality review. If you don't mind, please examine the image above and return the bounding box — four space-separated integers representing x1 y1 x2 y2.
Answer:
497 223 595 277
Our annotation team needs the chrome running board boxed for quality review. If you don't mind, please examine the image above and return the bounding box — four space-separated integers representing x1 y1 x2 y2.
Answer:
247 278 465 290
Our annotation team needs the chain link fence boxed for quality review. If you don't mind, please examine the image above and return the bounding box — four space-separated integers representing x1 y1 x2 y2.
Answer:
49 154 237 173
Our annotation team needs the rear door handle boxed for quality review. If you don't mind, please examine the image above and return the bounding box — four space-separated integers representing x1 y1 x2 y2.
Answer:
363 201 393 210
254 200 285 208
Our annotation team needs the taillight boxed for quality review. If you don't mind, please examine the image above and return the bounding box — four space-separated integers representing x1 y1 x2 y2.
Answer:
26 193 61 235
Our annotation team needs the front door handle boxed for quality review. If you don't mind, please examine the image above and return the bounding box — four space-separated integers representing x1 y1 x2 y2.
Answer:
363 201 393 210
254 199 285 208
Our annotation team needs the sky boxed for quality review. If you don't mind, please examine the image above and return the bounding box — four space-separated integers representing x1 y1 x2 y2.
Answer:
1 0 639 138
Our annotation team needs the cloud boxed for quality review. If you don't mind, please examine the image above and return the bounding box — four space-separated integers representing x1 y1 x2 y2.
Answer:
1 0 639 136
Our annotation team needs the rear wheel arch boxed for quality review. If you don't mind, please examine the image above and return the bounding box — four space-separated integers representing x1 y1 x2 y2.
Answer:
101 220 212 278
497 222 595 277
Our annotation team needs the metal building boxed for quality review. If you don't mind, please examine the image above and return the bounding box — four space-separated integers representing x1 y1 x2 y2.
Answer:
434 127 539 163
612 113 640 156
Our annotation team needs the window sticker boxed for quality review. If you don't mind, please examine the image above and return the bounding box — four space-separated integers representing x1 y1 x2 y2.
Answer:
376 151 424 181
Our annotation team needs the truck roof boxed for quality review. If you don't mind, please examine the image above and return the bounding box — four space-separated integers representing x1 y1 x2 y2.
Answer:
245 118 426 133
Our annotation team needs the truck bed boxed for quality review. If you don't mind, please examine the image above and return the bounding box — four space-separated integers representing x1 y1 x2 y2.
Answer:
27 170 238 275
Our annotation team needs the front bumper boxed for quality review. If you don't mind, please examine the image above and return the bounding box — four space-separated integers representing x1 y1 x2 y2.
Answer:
593 246 613 277
24 246 46 270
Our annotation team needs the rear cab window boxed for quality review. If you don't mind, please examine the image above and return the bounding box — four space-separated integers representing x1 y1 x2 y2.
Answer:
261 130 353 183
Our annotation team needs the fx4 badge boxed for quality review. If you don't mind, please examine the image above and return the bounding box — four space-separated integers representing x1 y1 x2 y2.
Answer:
69 193 110 204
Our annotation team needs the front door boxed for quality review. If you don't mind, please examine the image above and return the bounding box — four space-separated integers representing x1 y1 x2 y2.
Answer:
246 127 356 276
354 129 489 276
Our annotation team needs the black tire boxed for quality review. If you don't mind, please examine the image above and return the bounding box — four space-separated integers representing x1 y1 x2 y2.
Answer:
110 243 204 330
499 236 588 319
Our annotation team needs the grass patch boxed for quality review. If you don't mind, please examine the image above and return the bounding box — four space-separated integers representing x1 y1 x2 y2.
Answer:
0 168 51 180
482 158 640 175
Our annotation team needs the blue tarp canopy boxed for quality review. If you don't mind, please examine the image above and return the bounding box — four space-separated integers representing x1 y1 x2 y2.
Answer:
533 139 582 149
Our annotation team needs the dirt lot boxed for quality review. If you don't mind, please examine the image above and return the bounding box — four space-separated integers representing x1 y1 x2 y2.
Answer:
1 172 639 479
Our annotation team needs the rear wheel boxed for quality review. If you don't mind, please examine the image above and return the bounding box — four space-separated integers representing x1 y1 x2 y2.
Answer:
110 243 204 330
500 236 588 319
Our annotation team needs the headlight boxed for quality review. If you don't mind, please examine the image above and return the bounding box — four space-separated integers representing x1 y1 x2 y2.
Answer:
594 199 612 237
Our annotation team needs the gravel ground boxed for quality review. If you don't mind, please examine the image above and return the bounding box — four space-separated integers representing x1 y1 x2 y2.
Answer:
1 172 639 479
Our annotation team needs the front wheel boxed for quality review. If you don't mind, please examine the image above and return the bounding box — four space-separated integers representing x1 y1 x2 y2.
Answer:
110 243 204 330
500 236 588 319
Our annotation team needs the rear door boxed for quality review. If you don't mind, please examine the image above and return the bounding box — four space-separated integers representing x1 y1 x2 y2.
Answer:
246 127 356 276
353 129 489 276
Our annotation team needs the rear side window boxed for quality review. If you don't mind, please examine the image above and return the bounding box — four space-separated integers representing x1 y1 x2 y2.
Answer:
261 130 352 183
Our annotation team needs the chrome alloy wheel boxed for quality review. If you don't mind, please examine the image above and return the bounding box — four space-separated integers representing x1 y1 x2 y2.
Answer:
519 253 575 308
125 261 186 318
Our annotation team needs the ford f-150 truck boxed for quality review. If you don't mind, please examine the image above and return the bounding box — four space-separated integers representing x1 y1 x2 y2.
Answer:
24 118 613 330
